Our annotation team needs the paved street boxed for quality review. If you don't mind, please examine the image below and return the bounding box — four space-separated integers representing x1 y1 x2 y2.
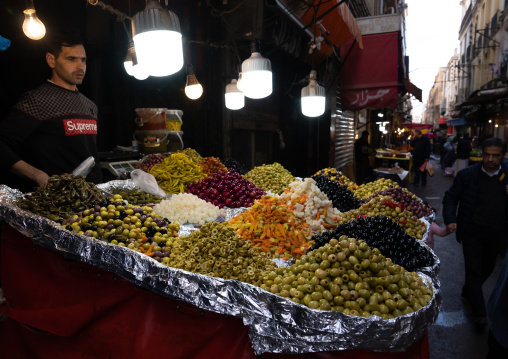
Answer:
406 158 505 359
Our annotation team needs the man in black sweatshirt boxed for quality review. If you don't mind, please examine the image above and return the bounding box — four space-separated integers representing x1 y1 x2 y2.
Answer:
0 31 101 192
443 137 508 325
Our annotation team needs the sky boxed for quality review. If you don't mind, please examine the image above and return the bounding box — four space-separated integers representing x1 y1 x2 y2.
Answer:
405 0 462 122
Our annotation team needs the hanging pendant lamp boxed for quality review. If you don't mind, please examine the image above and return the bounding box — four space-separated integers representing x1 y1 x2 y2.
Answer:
301 70 325 117
241 40 272 99
131 0 183 77
22 0 46 40
184 65 203 100
225 79 245 110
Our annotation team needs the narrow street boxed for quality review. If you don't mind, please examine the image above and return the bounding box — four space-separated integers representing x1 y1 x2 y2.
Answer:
407 158 504 359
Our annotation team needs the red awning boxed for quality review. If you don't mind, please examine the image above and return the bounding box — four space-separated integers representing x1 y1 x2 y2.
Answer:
339 32 399 111
276 0 363 62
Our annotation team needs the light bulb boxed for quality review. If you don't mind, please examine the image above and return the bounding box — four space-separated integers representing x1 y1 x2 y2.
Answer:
132 63 149 80
236 72 244 92
22 6 46 40
123 51 134 76
241 40 272 99
225 79 244 110
132 0 183 77
184 65 203 100
185 82 203 100
301 70 325 117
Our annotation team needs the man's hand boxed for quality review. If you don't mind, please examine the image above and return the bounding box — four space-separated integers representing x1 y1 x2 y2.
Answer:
10 160 49 187
446 223 457 233
506 185 508 195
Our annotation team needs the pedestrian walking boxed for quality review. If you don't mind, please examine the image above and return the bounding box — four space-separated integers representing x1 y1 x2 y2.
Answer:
354 130 374 184
454 132 472 176
442 137 508 326
410 129 431 186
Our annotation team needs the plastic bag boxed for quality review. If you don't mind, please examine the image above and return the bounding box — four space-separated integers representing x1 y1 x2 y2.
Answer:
426 162 435 176
72 156 95 177
419 162 427 172
130 169 166 197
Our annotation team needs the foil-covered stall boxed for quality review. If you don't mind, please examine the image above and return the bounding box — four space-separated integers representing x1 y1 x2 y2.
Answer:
0 182 440 355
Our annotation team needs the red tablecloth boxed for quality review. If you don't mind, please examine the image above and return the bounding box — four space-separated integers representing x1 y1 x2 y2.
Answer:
0 224 429 359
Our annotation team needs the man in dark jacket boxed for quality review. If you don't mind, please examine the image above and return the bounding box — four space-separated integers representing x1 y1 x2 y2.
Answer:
442 137 508 325
410 129 431 185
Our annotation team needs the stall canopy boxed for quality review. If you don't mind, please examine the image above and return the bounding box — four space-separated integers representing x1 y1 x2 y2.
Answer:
402 123 433 130
447 118 467 126
276 0 363 59
438 117 449 125
339 32 399 111
403 79 422 102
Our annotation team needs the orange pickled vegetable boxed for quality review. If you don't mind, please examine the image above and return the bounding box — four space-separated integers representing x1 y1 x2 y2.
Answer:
227 195 313 259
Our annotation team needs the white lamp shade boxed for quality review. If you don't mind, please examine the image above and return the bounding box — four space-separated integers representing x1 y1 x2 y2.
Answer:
22 10 46 40
225 79 244 110
133 31 183 77
241 52 272 99
301 70 326 117
131 1 183 77
236 72 244 92
185 83 203 100
132 63 149 80
123 50 134 76
301 96 326 117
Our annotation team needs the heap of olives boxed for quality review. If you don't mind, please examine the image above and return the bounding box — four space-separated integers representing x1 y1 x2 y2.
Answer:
311 216 434 271
221 157 249 175
61 194 179 261
311 174 361 212
243 162 296 194
353 179 399 199
162 222 277 285
260 236 433 319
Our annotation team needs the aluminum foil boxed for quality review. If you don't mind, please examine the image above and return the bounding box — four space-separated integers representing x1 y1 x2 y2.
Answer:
0 184 441 355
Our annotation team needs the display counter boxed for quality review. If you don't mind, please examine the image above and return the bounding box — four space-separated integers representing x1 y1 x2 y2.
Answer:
373 156 413 184
0 224 430 359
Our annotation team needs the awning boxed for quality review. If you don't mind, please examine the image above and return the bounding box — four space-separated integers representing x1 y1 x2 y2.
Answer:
276 0 363 58
447 118 467 126
339 32 399 111
438 117 449 125
467 86 508 103
402 123 433 130
403 78 422 102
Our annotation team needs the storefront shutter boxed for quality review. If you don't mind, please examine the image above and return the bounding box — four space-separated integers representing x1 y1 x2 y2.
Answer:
330 85 355 170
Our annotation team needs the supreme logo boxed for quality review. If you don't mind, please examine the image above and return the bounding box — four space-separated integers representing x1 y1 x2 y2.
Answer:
63 119 98 135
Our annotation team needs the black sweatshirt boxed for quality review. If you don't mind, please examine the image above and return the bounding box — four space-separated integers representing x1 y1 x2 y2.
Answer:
0 81 102 190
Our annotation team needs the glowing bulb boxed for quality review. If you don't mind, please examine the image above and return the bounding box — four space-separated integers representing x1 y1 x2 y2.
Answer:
184 65 203 100
132 0 183 77
185 82 203 100
241 40 272 99
301 70 325 117
225 79 244 110
23 8 46 40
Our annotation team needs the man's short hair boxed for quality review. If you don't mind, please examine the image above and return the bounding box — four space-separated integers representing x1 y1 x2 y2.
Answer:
414 129 422 135
45 29 84 57
482 137 506 153
361 131 369 137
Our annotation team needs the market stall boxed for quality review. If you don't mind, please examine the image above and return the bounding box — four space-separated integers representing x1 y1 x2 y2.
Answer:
373 149 413 184
0 157 440 358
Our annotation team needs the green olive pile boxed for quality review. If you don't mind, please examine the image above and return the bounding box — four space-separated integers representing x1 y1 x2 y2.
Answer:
61 194 179 258
110 189 163 205
162 222 277 285
260 236 433 319
335 196 427 240
17 173 106 221
353 179 399 199
243 162 296 194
